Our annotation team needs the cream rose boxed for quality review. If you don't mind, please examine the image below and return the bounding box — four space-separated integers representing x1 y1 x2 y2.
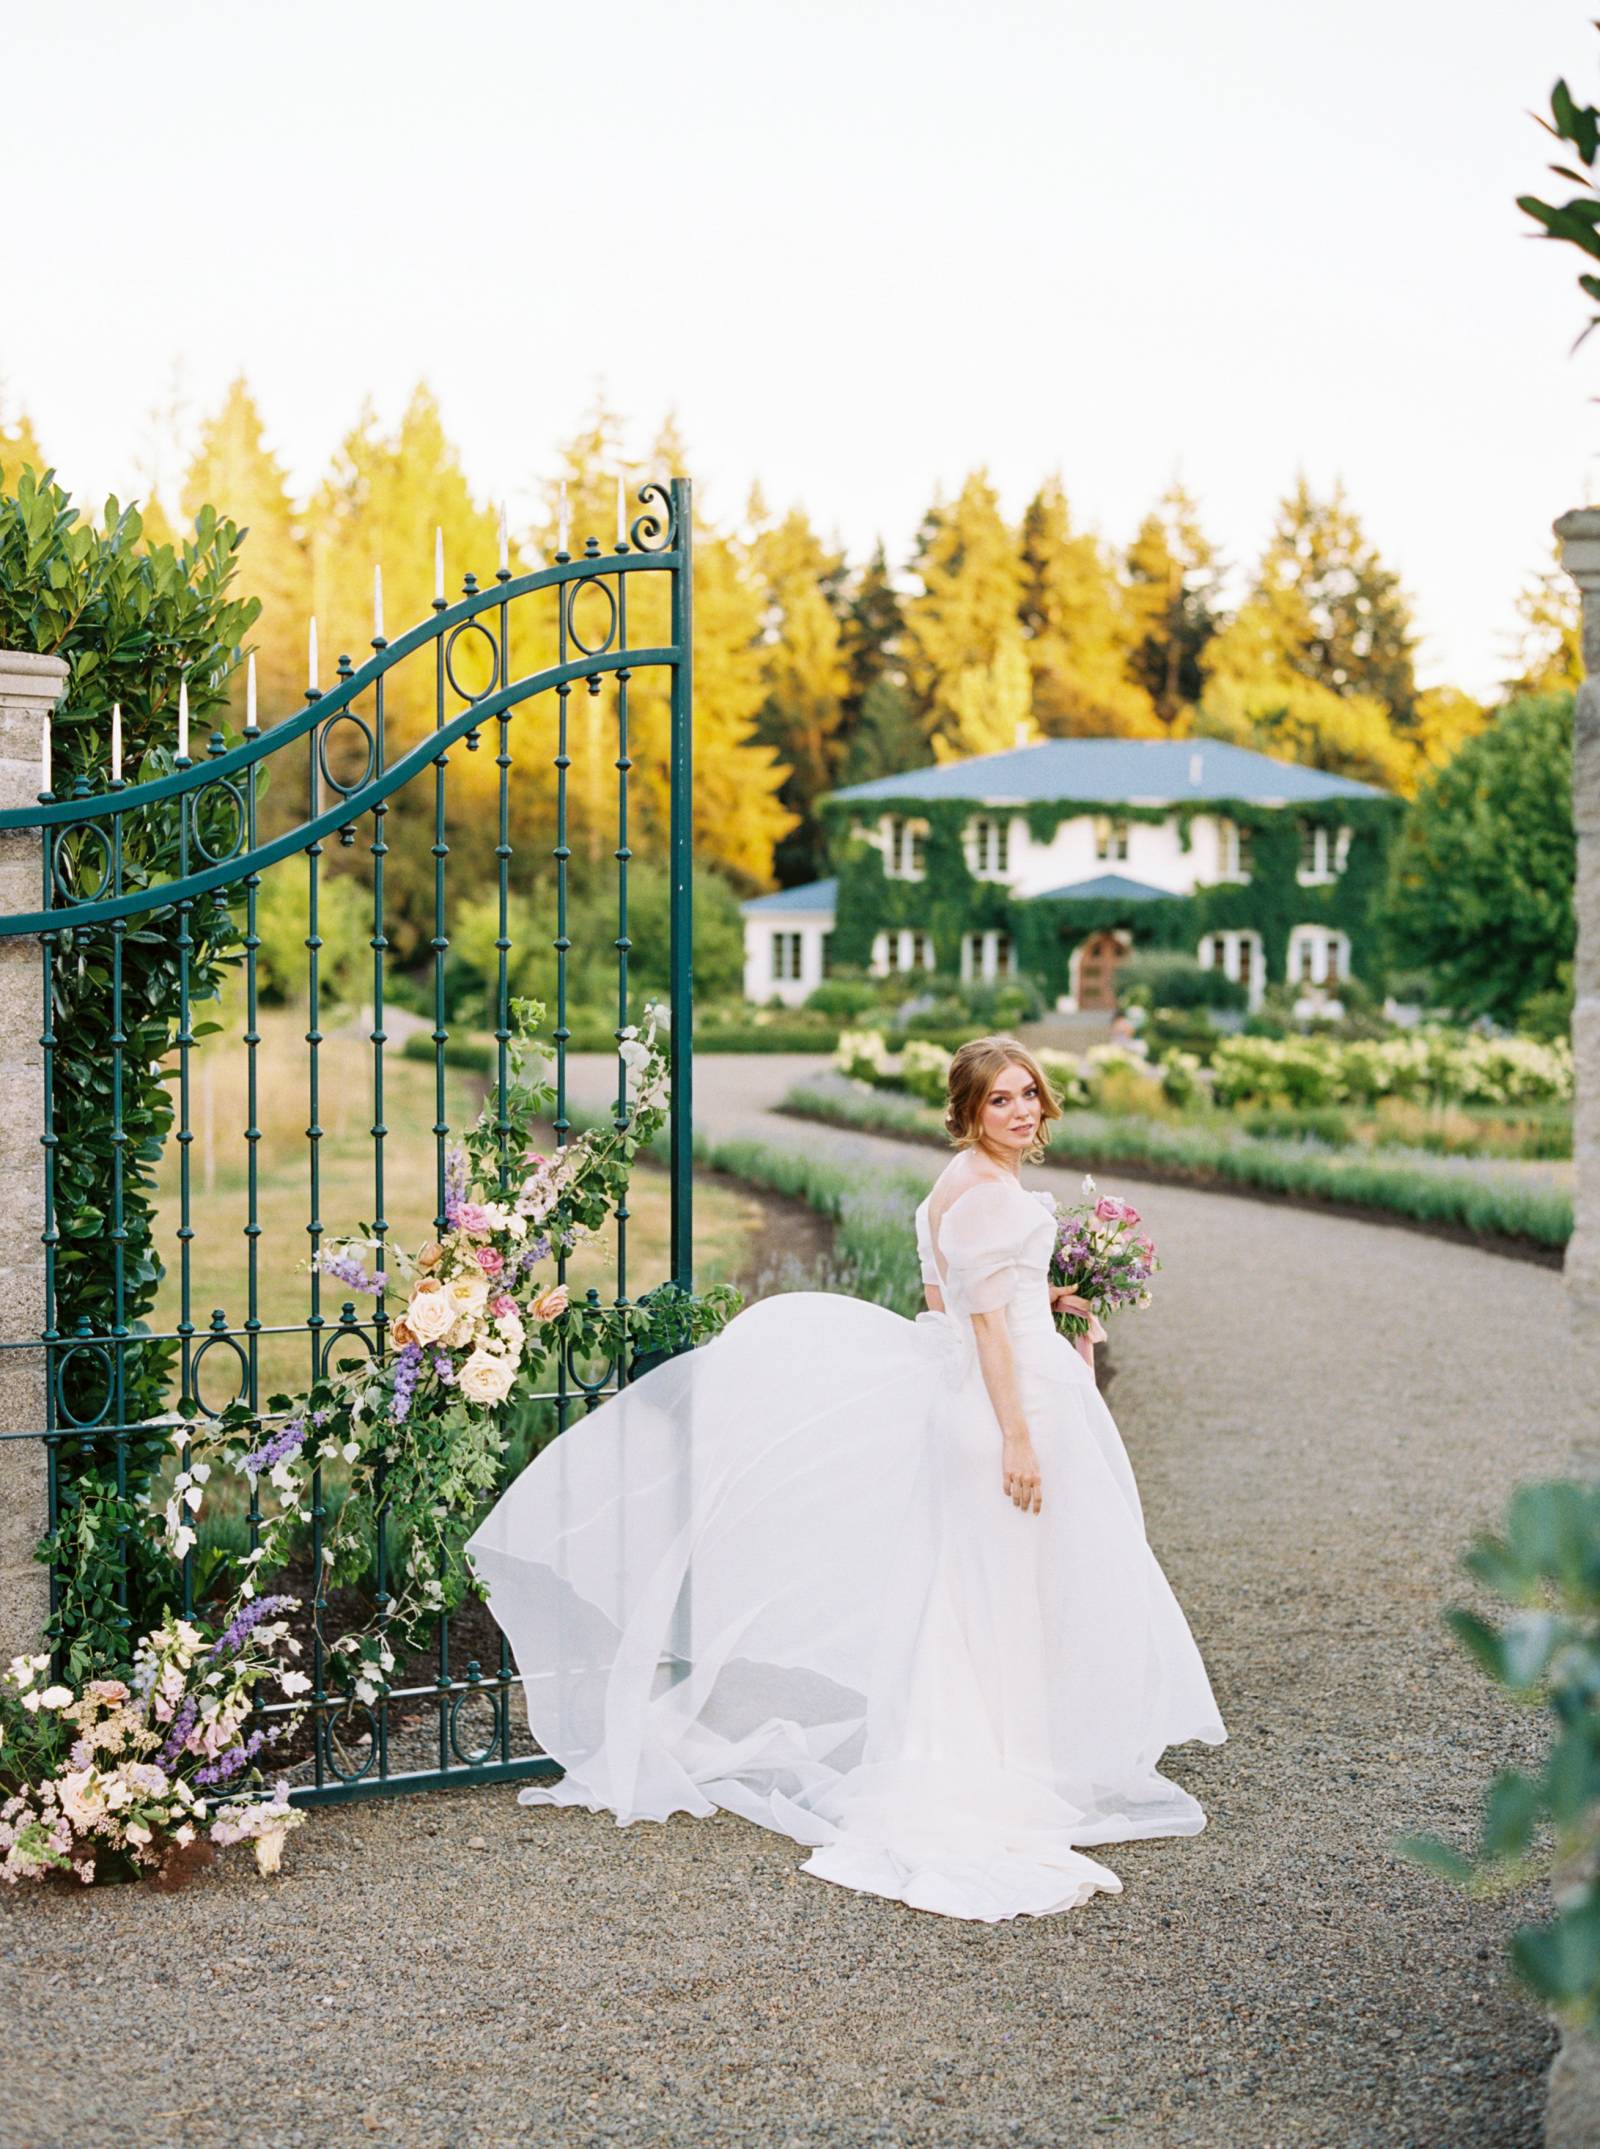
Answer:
405 1279 456 1345
457 1348 517 1407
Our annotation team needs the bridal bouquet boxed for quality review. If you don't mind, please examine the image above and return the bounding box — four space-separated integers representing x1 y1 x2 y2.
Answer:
1047 1175 1160 1341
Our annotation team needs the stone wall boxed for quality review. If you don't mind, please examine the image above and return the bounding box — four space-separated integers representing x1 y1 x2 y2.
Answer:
0 649 65 1662
1558 512 1600 1471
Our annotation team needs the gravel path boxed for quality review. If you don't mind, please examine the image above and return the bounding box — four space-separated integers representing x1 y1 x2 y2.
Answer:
3 1056 1582 2148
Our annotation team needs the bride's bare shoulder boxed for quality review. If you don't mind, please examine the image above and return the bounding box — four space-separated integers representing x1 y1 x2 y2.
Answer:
930 1157 1015 1211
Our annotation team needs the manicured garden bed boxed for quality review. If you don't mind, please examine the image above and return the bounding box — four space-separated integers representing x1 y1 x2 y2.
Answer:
781 1080 1572 1265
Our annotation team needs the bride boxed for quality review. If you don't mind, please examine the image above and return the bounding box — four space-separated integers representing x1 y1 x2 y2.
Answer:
467 1034 1226 1922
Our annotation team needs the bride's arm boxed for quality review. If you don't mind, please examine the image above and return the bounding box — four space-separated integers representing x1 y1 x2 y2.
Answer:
970 1309 1043 1516
924 1282 945 1312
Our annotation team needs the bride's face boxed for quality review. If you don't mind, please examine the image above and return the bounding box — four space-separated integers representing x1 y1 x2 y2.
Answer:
978 1062 1040 1158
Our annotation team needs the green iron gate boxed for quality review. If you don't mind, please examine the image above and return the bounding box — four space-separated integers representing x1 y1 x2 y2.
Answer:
0 478 695 1804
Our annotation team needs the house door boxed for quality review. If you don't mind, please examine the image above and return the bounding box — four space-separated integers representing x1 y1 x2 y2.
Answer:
1075 930 1124 1011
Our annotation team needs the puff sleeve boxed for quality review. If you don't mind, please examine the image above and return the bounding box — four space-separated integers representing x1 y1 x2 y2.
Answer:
937 1183 1026 1315
914 1201 942 1289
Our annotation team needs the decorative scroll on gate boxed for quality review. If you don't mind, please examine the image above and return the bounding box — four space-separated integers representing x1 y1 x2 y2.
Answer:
0 479 696 1803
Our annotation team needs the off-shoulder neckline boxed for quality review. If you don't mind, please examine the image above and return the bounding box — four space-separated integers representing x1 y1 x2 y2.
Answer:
919 1176 1056 1218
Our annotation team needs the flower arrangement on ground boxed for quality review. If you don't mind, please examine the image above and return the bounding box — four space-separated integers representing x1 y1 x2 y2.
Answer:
1047 1176 1160 1342
0 1609 305 1885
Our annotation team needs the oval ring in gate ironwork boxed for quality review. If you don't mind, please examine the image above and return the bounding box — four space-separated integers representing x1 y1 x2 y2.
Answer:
315 711 377 801
51 1333 116 1430
565 576 619 658
449 1667 504 1766
323 1697 381 1784
190 776 250 868
444 617 502 705
191 1321 251 1419
50 821 114 906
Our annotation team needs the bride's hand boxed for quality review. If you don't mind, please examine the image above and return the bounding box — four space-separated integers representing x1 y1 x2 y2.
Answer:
1049 1287 1092 1317
1002 1432 1042 1516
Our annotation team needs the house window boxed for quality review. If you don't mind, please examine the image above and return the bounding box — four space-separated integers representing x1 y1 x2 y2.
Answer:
1093 815 1130 864
820 932 834 978
1218 819 1252 881
1298 823 1348 884
1288 926 1351 987
884 815 927 878
771 931 803 982
874 928 936 976
968 814 1011 877
962 929 1014 983
1199 930 1262 999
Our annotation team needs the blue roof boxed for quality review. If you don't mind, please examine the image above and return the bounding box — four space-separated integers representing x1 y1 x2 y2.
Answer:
1029 874 1174 904
739 876 838 916
824 738 1389 807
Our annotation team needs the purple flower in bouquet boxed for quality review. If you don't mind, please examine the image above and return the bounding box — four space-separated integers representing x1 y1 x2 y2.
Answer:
315 1249 387 1294
209 1594 295 1665
391 1341 423 1424
238 1415 308 1479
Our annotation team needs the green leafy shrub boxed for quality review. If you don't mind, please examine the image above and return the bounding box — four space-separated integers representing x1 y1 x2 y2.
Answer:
806 976 889 1018
1402 1481 1600 2031
1117 950 1247 1014
0 464 258 1664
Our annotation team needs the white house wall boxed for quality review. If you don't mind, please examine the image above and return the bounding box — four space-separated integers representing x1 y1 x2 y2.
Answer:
742 912 833 1008
1009 810 1213 898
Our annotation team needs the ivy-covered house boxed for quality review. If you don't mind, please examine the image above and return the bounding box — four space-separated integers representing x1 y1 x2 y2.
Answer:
739 738 1401 1012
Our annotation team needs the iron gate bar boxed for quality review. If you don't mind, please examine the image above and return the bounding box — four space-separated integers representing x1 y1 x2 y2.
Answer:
0 478 697 1803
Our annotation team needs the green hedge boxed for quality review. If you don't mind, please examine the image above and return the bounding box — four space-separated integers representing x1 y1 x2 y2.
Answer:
781 1083 1572 1255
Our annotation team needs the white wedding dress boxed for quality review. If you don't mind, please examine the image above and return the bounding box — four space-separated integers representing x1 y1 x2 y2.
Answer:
467 1171 1226 1922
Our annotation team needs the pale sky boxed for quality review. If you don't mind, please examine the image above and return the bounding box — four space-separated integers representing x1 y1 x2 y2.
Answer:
2 0 1596 698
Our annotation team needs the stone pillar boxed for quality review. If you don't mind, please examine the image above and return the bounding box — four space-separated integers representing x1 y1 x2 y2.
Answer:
0 650 66 1663
1553 516 1600 2149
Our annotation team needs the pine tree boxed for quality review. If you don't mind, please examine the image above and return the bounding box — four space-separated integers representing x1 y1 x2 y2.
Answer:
181 377 310 732
841 542 904 712
1214 476 1419 727
752 504 849 882
904 471 1034 760
1505 548 1582 698
1124 484 1221 724
1019 477 1156 737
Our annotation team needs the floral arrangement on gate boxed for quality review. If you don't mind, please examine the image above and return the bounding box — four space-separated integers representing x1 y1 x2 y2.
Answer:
161 998 739 1706
1047 1175 1160 1342
0 1607 305 1885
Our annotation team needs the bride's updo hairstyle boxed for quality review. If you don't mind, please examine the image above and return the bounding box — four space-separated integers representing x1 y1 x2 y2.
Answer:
943 1035 1063 1161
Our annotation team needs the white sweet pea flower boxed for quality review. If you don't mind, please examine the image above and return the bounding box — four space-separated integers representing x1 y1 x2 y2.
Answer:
280 1670 311 1698
38 1686 73 1710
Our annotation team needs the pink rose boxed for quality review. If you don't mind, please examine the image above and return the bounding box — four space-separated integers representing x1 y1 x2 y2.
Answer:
453 1202 493 1236
477 1247 504 1276
530 1285 569 1323
491 1294 516 1319
1095 1196 1140 1227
